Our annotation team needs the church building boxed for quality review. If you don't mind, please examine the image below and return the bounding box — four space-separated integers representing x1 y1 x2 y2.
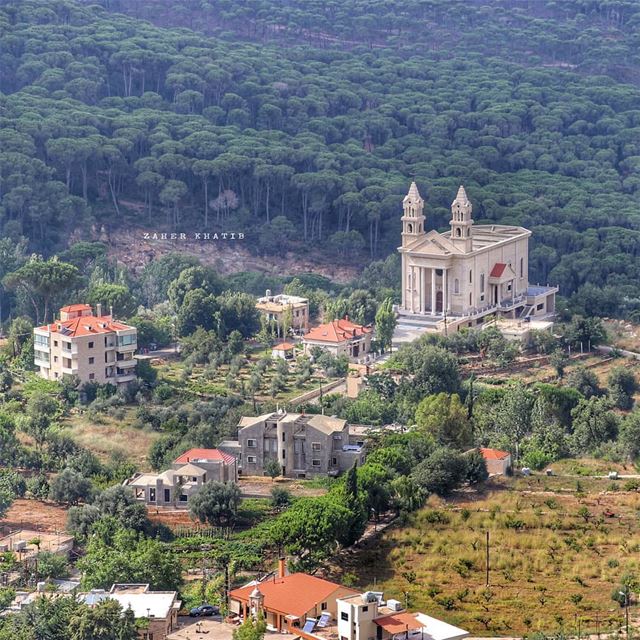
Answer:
397 183 557 334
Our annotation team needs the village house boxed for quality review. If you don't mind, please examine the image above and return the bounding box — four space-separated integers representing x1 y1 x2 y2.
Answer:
80 583 181 640
302 317 373 363
256 291 309 337
124 448 237 508
395 183 558 339
229 559 358 632
230 561 469 640
225 411 365 479
33 304 137 386
477 448 512 475
271 341 296 360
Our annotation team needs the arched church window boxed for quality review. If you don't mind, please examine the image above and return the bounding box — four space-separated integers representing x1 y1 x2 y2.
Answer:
469 292 472 305
480 273 485 292
520 257 524 278
407 223 413 233
454 279 459 294
455 228 461 237
469 269 472 283
466 228 470 237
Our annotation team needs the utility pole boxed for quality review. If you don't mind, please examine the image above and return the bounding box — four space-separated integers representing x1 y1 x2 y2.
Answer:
485 531 490 586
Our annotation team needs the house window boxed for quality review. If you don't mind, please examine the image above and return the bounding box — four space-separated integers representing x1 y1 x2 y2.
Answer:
312 459 321 467
333 435 342 440
89 357 94 364
247 456 257 463
164 489 170 502
89 373 95 380
179 494 188 502
312 442 321 451
332 457 338 466
247 439 257 448
362 606 368 612
454 278 459 294
88 341 94 348
341 613 349 622
149 488 156 502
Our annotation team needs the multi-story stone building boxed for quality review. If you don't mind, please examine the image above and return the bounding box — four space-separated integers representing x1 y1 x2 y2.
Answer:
256 291 309 337
229 411 365 479
33 304 137 386
396 183 557 336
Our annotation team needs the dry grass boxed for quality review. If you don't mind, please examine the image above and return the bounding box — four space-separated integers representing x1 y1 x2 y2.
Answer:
59 408 160 468
339 477 640 636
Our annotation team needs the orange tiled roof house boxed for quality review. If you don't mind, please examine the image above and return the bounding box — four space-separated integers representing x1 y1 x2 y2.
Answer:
302 317 373 363
33 304 137 386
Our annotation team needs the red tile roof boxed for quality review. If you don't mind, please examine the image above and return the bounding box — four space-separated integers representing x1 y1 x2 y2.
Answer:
36 315 134 338
174 448 236 465
60 304 92 313
479 448 510 461
374 613 422 634
304 318 371 344
490 263 507 278
229 574 356 618
273 342 296 350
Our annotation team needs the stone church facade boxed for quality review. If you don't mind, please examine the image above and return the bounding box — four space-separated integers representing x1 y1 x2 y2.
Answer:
397 183 557 334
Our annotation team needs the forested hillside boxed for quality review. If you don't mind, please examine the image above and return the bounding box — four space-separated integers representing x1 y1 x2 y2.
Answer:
2 0 640 316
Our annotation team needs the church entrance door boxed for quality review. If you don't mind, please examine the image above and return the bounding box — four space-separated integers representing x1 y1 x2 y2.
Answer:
436 291 443 313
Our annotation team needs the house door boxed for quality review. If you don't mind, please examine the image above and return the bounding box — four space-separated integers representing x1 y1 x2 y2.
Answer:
436 291 443 313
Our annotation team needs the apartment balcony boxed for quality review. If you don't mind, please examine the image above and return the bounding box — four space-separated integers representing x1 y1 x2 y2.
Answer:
116 342 137 353
116 359 136 369
115 372 136 383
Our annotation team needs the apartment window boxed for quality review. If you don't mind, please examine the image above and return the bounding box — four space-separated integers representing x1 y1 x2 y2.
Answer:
247 439 257 448
312 442 321 451
117 334 136 347
341 613 349 622
247 456 257 463
312 459 321 467
34 334 49 347
332 457 338 466
63 341 71 351
89 357 94 364
54 340 58 347
88 341 94 348
89 373 95 380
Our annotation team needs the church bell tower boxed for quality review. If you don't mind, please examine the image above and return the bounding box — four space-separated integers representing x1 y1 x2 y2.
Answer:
401 181 425 247
450 185 473 252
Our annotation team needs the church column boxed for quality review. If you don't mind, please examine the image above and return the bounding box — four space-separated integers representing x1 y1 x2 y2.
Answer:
443 268 449 312
431 269 436 316
401 260 406 310
410 267 415 313
419 268 424 313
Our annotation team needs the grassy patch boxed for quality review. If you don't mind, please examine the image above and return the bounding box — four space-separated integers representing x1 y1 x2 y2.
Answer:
339 477 640 636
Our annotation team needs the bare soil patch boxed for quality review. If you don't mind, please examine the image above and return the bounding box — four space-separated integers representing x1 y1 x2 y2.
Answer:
1 499 69 533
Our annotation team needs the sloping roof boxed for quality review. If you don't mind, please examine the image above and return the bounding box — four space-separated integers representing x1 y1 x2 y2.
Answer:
273 342 296 351
480 448 510 461
403 229 463 256
60 304 92 313
304 318 371 344
37 315 134 338
175 463 207 476
374 612 423 634
403 181 423 203
490 263 507 278
306 414 347 435
229 573 356 618
173 448 236 465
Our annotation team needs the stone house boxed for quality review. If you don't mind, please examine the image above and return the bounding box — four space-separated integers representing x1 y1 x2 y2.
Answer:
125 448 237 508
231 411 365 479
256 292 309 336
302 317 373 363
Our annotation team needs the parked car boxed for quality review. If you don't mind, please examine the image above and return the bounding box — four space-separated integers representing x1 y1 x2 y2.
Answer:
189 604 220 617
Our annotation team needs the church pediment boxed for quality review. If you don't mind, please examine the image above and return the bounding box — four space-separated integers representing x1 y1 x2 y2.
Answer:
405 230 463 256
489 262 516 284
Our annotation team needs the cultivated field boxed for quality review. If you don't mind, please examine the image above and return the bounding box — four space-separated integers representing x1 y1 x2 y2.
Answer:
340 475 640 637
